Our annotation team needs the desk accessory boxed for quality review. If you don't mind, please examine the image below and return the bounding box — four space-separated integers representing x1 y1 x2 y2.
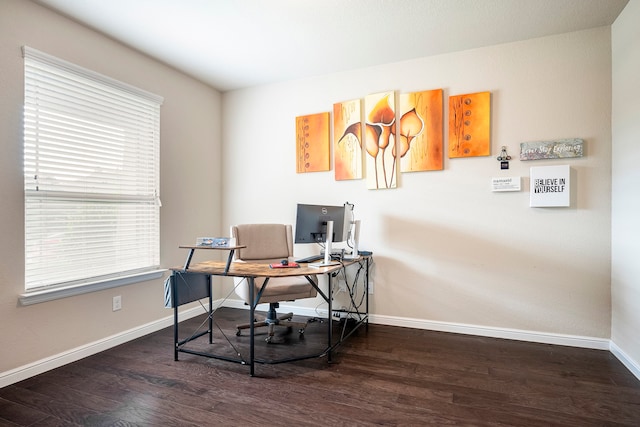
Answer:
196 237 231 247
269 262 300 268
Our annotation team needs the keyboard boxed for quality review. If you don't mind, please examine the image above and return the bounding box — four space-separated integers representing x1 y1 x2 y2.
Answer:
295 254 324 263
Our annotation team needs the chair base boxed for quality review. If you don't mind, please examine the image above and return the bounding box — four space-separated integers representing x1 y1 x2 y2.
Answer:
236 303 308 343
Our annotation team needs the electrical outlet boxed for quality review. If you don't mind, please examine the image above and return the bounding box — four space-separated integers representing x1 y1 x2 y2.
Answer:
368 280 374 294
112 295 122 311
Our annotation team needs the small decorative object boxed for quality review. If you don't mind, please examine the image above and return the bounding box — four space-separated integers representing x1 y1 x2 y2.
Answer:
530 165 570 207
296 112 330 173
520 138 583 161
196 237 230 247
333 99 363 180
496 146 512 161
365 91 397 189
448 91 491 158
491 177 521 192
497 145 512 169
398 89 443 173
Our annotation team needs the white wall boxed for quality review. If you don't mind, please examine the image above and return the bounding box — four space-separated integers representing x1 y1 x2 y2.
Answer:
0 0 223 377
2 0 633 386
612 0 640 375
222 28 613 342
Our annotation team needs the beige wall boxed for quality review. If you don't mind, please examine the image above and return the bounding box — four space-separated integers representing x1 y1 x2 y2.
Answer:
3 0 637 385
612 0 640 375
222 28 613 341
0 0 223 376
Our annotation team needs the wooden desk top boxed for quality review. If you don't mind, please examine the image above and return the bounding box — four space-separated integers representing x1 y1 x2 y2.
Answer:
171 259 354 278
179 244 246 250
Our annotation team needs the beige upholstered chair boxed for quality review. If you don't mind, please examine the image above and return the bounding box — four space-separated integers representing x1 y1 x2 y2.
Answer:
230 224 318 342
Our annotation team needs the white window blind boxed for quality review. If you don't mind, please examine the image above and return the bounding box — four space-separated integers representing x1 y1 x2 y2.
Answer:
23 46 163 291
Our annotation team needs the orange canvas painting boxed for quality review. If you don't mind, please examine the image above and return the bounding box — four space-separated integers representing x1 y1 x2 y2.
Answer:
448 91 491 158
333 99 363 180
296 112 330 173
398 89 443 172
364 91 396 189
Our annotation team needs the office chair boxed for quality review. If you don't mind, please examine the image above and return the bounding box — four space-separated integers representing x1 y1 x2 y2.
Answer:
230 224 318 342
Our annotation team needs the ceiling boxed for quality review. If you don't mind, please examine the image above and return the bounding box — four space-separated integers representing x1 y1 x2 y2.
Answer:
35 0 629 92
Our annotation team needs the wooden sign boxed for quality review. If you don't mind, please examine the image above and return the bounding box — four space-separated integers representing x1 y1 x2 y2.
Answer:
520 138 583 161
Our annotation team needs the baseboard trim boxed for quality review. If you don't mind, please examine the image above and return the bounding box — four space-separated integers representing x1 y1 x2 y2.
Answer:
222 299 325 318
0 305 206 388
610 341 640 380
2 302 637 387
368 313 611 350
226 301 611 350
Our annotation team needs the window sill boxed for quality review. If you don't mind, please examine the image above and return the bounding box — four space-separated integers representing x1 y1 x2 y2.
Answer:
19 269 166 306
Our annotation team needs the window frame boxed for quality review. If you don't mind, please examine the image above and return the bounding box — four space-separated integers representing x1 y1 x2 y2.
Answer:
20 46 165 305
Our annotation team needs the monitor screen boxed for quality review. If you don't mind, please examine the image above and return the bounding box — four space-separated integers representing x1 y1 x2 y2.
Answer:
294 204 349 244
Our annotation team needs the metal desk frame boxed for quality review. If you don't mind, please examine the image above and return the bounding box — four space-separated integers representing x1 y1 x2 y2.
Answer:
169 251 370 376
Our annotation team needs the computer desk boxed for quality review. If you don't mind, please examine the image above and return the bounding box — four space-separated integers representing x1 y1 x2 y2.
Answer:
168 253 370 376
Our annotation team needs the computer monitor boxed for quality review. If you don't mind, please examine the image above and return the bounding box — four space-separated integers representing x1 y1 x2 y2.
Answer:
294 203 350 244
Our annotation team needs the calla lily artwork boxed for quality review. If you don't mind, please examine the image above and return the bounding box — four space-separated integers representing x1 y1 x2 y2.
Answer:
333 99 363 180
398 89 443 173
364 92 397 189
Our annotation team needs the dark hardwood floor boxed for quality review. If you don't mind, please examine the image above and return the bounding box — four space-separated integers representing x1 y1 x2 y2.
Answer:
1 307 640 426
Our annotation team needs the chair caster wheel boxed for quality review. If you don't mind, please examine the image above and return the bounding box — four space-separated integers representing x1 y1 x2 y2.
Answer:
236 329 241 336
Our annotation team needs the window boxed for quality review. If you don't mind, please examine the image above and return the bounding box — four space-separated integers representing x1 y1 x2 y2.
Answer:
23 46 163 297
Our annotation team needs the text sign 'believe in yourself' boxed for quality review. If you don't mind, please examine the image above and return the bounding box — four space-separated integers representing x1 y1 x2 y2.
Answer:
530 165 570 207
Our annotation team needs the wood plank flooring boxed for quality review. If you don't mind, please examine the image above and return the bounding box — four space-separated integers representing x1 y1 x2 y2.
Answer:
1 307 639 426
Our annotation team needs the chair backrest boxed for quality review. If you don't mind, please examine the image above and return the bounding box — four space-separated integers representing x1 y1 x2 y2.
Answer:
230 224 316 305
231 224 294 262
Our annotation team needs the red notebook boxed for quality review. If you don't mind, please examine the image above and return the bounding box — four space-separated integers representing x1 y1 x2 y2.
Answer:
269 262 300 268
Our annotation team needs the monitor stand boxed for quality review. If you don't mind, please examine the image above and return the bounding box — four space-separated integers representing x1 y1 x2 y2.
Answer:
343 219 361 260
309 220 341 268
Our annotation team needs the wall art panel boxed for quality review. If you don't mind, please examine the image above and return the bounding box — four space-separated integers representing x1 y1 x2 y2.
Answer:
296 112 330 173
398 89 443 172
333 99 363 180
448 91 491 158
365 92 396 189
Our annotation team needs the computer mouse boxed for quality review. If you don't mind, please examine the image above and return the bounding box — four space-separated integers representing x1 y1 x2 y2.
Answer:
280 259 288 266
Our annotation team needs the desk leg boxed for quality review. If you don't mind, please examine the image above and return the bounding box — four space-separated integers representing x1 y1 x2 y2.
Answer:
172 273 179 361
224 249 235 274
248 277 255 376
183 248 195 270
327 273 333 363
365 257 370 330
208 278 213 344
174 305 179 361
